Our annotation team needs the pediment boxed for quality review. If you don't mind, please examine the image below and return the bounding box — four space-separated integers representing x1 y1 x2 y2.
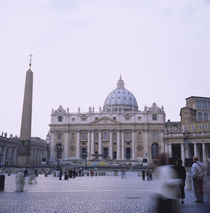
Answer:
91 116 119 124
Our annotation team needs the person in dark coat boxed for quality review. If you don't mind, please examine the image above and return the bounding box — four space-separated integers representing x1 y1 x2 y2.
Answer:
64 170 69 180
59 168 63 180
174 159 186 204
142 170 145 181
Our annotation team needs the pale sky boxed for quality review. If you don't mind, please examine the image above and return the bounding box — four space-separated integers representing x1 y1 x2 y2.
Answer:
1 0 210 139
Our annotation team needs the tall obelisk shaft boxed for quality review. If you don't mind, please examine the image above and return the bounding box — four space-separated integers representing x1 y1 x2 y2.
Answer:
20 69 33 140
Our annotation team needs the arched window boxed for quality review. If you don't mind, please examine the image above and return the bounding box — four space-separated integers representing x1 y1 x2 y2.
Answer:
198 112 202 121
151 143 159 159
204 113 208 121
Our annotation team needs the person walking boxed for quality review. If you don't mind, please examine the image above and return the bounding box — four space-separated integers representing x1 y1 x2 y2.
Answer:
142 170 145 181
174 159 186 204
191 156 206 203
155 153 181 213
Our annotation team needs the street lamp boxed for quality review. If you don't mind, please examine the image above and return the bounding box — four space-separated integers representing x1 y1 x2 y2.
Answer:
81 153 88 169
54 142 64 169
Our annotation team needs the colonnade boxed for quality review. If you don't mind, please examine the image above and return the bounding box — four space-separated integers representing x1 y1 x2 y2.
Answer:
75 130 136 160
167 142 209 165
52 130 137 161
0 146 17 166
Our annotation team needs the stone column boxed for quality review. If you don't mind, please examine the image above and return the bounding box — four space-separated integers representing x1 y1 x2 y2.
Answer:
9 148 12 162
181 143 185 166
185 142 189 158
194 143 197 157
76 131 80 159
87 131 90 160
13 149 17 166
117 131 120 160
2 145 7 165
109 131 113 159
50 132 55 161
98 131 102 158
91 131 94 159
64 132 69 160
132 130 135 160
143 131 149 159
202 143 207 165
121 131 125 160
169 144 172 158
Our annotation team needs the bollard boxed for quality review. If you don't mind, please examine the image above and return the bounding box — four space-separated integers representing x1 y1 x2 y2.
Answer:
0 169 5 191
16 172 25 192
185 172 192 191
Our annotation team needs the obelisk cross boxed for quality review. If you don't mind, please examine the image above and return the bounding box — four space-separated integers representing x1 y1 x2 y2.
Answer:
29 54 33 69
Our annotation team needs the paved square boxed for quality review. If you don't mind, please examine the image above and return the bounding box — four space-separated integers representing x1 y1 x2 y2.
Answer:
0 172 210 213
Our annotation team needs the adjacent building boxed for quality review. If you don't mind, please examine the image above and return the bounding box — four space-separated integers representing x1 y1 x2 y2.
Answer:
164 96 210 166
0 134 48 166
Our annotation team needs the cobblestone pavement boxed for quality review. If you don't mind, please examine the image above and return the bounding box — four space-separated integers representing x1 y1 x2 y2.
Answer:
0 172 210 213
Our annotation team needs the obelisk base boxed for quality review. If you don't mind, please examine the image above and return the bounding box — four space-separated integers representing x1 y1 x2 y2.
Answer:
17 142 31 167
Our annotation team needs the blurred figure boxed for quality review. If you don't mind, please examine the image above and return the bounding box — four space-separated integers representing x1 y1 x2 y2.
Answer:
28 169 36 184
64 169 69 180
174 159 186 204
191 156 206 203
121 170 126 179
149 170 153 180
59 168 63 180
146 169 150 181
155 153 180 213
90 169 94 177
23 168 28 177
16 172 25 192
142 170 145 181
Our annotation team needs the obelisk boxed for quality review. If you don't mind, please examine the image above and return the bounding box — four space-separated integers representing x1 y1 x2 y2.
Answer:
18 55 33 167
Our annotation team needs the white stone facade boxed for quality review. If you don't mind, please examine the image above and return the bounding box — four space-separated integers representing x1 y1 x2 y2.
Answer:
49 78 166 163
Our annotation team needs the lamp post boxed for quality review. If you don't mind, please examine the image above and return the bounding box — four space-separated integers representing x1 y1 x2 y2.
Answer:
54 143 64 169
82 153 88 169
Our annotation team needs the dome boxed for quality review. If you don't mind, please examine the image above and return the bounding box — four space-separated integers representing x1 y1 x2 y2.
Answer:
103 76 138 112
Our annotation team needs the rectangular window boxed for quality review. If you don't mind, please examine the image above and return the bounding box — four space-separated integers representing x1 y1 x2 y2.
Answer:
112 132 117 140
95 132 98 139
125 130 131 141
196 102 201 110
58 116 62 122
81 131 87 141
153 131 158 140
72 118 75 122
203 102 207 110
113 117 116 120
95 117 98 121
82 117 86 121
125 117 130 121
103 131 108 141
138 117 142 121
57 132 62 140
204 124 208 129
191 125 196 131
152 114 157 121
199 124 203 129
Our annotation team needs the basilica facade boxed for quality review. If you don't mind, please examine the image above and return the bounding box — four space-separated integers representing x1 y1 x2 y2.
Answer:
49 77 166 164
